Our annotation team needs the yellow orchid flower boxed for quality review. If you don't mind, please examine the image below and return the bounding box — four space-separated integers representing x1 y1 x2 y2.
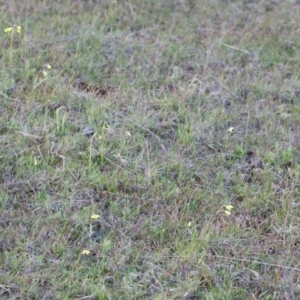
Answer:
4 27 13 33
224 205 233 211
91 214 100 220
82 249 91 255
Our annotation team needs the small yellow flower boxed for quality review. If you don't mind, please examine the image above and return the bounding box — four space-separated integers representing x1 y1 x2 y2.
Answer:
224 205 233 212
187 221 192 228
126 131 131 137
223 205 233 216
91 214 100 220
42 71 48 77
82 249 91 255
46 64 52 70
4 27 13 33
4 25 22 34
227 127 234 133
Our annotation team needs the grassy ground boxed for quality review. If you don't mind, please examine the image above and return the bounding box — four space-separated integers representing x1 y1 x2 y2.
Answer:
1 0 300 299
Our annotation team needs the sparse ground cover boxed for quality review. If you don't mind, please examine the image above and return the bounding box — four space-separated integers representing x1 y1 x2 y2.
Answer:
1 0 300 299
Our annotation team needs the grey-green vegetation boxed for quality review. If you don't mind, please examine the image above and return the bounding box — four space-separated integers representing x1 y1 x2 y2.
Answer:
1 1 300 299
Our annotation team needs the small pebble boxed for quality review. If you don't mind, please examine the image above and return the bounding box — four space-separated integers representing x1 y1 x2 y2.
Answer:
83 126 95 137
